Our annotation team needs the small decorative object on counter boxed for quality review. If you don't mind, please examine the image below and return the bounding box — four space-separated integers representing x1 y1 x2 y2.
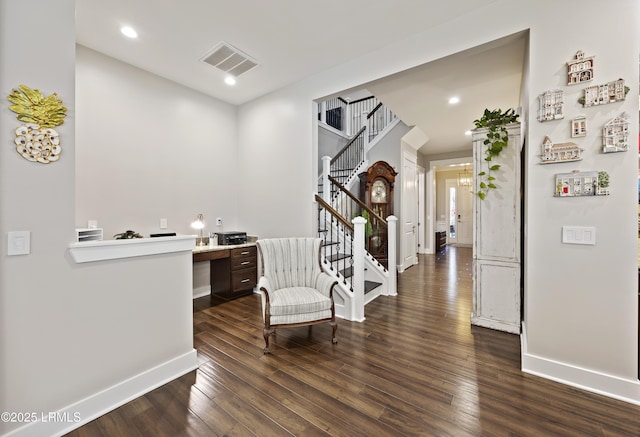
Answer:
114 230 143 239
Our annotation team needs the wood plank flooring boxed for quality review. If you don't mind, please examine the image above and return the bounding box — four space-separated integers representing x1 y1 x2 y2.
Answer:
67 247 640 436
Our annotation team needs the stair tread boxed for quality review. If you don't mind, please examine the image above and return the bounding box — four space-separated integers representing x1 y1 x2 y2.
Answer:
365 280 382 294
327 253 351 262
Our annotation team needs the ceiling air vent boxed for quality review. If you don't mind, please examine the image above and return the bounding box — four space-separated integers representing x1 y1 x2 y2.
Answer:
201 42 258 77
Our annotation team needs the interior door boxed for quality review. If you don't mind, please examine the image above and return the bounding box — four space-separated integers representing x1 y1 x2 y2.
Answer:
456 184 473 245
445 179 458 244
401 152 418 270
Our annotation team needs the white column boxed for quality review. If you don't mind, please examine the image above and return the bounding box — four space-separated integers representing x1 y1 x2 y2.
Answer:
321 156 331 204
351 216 366 322
345 101 351 135
386 215 398 296
320 101 326 124
362 113 370 148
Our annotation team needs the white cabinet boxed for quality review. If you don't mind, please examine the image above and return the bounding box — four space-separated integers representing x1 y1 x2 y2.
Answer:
472 123 521 334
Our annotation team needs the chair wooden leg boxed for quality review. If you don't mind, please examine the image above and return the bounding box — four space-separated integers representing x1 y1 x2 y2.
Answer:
331 321 338 344
263 327 274 354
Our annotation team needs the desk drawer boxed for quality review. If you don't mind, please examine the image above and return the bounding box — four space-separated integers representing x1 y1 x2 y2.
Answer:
231 256 256 270
231 246 256 260
231 267 257 293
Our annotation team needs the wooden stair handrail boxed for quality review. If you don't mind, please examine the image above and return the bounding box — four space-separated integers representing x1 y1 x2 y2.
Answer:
330 126 366 165
315 195 354 233
366 102 384 119
327 175 387 228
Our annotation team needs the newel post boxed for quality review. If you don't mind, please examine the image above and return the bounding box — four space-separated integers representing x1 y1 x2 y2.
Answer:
386 215 398 296
321 156 331 204
351 216 366 322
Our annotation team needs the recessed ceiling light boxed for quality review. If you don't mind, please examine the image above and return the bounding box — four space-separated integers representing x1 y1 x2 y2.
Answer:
120 26 138 39
449 96 460 105
224 76 236 86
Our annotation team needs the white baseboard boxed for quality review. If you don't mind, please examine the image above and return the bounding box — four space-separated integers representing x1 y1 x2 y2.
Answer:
193 285 211 299
5 350 198 437
521 323 640 406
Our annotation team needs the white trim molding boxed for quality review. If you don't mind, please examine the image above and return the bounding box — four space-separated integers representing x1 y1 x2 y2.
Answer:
5 350 198 437
521 323 640 406
69 235 196 263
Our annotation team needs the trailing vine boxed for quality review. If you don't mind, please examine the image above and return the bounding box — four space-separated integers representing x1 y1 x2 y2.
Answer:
473 108 519 200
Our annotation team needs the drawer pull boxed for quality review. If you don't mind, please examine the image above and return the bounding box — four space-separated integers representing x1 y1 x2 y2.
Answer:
240 251 250 255
241 279 250 283
241 261 250 265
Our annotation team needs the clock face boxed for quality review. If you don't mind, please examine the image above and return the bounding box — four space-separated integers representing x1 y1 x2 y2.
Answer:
371 180 387 203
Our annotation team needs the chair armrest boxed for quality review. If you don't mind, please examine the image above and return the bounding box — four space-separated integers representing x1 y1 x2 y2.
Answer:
258 275 272 293
315 272 338 298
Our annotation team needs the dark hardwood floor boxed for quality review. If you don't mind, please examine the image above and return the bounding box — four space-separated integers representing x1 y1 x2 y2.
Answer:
68 247 640 436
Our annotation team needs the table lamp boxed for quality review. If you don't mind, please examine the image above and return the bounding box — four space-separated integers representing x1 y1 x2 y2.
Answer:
191 213 209 246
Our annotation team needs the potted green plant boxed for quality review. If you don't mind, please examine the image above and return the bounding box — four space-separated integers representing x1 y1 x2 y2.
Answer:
473 108 519 200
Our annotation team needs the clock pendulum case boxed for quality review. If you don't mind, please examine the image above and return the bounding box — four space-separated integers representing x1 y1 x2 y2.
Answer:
358 161 397 267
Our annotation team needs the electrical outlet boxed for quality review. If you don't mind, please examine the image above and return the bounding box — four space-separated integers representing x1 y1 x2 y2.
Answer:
160 218 167 229
216 217 222 226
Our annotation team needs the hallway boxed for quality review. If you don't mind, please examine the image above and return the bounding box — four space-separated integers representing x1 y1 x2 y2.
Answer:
68 247 640 436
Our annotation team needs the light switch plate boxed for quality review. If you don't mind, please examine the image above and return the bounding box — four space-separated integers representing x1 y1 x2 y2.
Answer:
562 226 596 245
8 231 30 255
160 218 167 229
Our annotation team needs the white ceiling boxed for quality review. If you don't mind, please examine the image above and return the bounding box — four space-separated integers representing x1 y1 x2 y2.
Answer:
367 33 526 155
75 0 525 155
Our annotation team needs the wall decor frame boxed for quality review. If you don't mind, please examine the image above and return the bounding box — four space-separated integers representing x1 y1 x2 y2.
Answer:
571 116 587 138
602 112 629 153
7 84 67 164
579 78 628 107
540 136 583 164
537 89 564 122
567 50 594 85
554 170 610 197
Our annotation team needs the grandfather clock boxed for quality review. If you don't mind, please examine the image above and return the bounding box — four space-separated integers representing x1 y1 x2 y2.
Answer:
358 161 397 265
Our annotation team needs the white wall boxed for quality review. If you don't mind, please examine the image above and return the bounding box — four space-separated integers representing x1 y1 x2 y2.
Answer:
237 0 640 403
523 2 639 389
76 46 239 239
318 123 348 175
0 2 196 436
76 46 242 299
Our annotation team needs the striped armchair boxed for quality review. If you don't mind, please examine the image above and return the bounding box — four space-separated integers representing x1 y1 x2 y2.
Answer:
256 237 338 354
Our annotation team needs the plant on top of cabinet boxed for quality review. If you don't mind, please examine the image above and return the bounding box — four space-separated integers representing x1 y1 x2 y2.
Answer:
473 108 520 200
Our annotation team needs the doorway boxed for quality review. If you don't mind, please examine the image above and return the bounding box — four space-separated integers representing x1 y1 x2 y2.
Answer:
445 178 473 246
427 157 474 253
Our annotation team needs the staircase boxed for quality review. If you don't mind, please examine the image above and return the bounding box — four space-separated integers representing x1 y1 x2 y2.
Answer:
315 95 398 322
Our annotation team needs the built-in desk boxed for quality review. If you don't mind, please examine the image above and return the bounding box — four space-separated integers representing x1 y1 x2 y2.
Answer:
193 243 257 300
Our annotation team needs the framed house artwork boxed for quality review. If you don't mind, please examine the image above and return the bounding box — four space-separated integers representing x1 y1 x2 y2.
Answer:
567 50 594 85
540 136 583 164
602 112 629 153
579 78 628 107
571 116 587 137
538 89 564 122
554 170 610 197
